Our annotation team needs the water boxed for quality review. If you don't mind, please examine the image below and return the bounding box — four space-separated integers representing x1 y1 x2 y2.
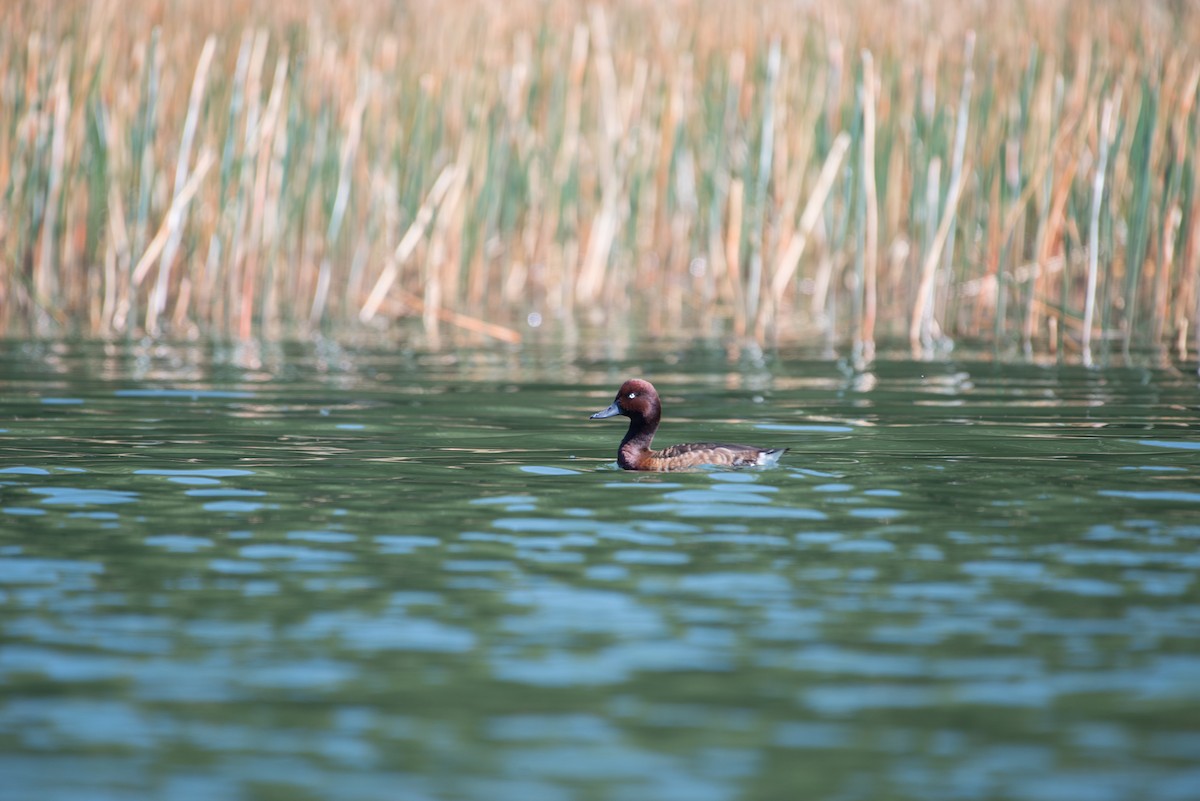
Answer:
1 339 1199 801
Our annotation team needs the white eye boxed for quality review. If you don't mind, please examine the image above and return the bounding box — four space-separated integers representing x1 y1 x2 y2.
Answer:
627 393 636 399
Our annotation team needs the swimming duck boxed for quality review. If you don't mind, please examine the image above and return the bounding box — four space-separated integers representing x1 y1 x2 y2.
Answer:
590 378 787 471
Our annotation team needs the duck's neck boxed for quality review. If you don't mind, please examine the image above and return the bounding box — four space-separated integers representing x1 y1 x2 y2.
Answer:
619 411 659 461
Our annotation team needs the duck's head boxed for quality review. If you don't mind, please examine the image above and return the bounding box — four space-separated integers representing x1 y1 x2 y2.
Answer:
590 378 660 421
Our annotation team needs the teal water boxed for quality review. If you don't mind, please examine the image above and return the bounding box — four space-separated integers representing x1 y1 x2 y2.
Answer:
1 339 1199 801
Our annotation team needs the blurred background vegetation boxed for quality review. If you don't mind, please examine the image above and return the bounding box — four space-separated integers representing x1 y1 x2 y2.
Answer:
2 0 1198 362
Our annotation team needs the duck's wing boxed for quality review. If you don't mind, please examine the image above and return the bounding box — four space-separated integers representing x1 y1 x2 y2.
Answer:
650 442 787 469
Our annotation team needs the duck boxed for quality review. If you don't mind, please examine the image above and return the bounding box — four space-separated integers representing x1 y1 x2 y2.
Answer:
590 378 787 471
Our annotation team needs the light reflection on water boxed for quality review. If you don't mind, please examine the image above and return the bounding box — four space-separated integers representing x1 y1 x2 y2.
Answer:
1 340 1199 800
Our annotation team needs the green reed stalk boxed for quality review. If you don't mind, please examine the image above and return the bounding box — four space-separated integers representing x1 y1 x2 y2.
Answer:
310 85 365 328
1097 92 1126 363
935 31 974 341
3 0 1199 353
1153 66 1195 347
769 132 849 308
83 67 109 278
1083 98 1114 367
1123 81 1157 352
859 50 878 360
130 29 161 326
1020 50 1046 356
704 50 736 322
35 47 71 329
1175 69 1200 360
1059 191 1075 359
147 35 215 335
745 38 779 328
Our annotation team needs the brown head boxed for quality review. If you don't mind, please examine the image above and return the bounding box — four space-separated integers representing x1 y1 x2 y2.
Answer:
589 378 661 427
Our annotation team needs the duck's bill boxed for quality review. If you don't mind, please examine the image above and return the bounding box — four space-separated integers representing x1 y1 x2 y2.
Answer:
590 402 621 419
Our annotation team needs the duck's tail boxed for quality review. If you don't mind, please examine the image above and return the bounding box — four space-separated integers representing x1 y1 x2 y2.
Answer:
756 448 788 467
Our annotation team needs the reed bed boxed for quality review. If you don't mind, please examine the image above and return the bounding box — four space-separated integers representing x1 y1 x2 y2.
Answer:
2 0 1199 361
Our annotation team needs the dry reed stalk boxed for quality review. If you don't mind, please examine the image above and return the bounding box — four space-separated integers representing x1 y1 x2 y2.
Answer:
709 48 746 318
129 28 163 298
920 35 939 122
6 0 1200 352
883 130 906 278
577 188 621 305
769 132 850 312
1162 63 1200 349
1176 290 1192 362
575 5 623 307
1099 81 1127 348
444 124 480 315
198 28 252 332
824 32 845 138
1179 68 1200 361
310 83 366 327
910 160 968 356
1006 112 1083 235
0 44 11 199
499 33 536 309
171 276 193 333
589 5 621 148
1180 177 1200 361
989 98 1089 338
131 151 215 288
1157 206 1183 345
746 39 781 329
859 50 879 358
34 46 72 330
933 31 974 332
360 164 459 322
390 288 521 344
429 167 469 338
1022 66 1059 352
238 51 289 339
663 91 696 339
103 184 129 333
227 29 270 333
554 23 588 187
995 134 1021 340
1082 97 1114 368
917 157 942 340
1027 100 1082 353
1064 32 1093 124
147 34 216 335
263 44 300 335
1195 249 1200 374
725 177 746 337
653 59 682 261
810 239 835 321
770 59 820 269
655 61 686 333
